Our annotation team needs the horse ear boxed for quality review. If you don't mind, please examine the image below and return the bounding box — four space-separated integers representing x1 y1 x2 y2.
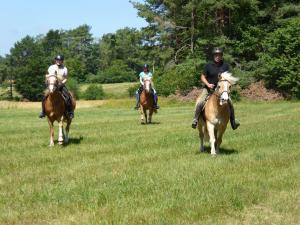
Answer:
218 73 222 80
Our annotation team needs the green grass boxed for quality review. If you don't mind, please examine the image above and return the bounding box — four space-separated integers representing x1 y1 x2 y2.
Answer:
0 100 299 225
80 82 138 99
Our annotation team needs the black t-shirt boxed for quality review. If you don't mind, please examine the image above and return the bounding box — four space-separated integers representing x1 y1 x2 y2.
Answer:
203 61 230 88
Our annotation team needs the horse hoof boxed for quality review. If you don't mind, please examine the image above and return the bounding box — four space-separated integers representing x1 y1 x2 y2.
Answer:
49 143 54 147
211 154 217 157
58 141 64 145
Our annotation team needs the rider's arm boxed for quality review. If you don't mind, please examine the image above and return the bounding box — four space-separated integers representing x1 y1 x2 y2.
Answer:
201 74 214 89
139 76 144 85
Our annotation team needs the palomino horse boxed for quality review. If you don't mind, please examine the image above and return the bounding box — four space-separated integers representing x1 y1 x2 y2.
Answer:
139 77 156 124
197 72 238 155
44 75 76 146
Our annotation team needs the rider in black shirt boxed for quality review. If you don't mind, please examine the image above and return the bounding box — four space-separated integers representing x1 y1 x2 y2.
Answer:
191 47 240 130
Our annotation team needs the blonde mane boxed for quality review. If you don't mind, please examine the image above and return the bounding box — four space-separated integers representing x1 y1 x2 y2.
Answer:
220 71 239 85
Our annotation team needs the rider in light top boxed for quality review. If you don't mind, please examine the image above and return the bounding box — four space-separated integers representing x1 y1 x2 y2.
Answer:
134 64 159 110
39 54 74 119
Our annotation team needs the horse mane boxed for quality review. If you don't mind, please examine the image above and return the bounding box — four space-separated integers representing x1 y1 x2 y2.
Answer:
220 71 239 85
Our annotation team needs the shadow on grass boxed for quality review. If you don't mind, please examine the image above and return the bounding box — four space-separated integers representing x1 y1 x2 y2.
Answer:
63 136 83 146
140 121 161 125
196 146 238 155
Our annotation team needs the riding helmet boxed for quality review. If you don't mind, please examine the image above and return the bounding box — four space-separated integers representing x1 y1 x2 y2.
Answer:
212 47 223 55
55 54 64 61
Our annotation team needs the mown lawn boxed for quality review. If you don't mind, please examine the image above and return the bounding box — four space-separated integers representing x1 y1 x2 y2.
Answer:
0 99 299 225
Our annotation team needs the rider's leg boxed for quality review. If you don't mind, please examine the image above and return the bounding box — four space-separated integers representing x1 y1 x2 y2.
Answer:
39 95 47 118
192 88 208 129
228 99 240 130
134 86 143 110
61 86 74 118
152 88 159 109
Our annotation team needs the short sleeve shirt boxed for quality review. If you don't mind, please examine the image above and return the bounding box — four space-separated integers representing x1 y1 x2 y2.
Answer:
139 71 153 81
203 61 229 88
48 64 68 82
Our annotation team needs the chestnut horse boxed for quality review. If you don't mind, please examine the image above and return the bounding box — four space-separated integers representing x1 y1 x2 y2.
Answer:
197 72 238 155
139 77 156 124
44 75 76 146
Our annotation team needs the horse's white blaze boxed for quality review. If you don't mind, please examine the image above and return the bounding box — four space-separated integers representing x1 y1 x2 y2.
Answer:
221 81 229 101
145 80 150 92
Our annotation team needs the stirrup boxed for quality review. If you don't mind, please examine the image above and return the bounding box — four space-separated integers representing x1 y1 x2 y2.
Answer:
39 112 45 118
154 105 160 109
68 112 74 119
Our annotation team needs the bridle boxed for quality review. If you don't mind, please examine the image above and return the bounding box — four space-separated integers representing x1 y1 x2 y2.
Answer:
46 74 58 93
213 79 232 104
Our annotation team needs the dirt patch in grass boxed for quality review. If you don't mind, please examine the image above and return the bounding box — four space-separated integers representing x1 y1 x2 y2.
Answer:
240 81 284 101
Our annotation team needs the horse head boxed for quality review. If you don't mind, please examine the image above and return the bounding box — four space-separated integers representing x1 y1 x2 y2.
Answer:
143 77 152 93
216 72 238 105
46 74 59 94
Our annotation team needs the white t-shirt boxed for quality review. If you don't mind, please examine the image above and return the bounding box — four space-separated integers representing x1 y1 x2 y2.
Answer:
47 64 68 81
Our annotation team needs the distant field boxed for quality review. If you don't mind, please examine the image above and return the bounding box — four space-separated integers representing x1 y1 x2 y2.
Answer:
0 99 299 225
80 82 138 99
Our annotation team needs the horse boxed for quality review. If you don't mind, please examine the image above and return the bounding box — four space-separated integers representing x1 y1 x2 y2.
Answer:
44 74 76 146
139 77 156 124
197 72 238 156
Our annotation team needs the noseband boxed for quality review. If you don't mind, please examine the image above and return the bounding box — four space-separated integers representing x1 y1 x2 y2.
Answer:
213 79 231 100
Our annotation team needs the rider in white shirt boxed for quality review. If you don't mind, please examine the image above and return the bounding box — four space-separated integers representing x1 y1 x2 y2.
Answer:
39 55 74 119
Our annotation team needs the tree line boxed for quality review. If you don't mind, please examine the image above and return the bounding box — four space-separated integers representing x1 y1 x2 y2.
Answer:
0 0 299 101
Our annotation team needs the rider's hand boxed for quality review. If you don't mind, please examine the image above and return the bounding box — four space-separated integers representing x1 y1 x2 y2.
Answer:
207 83 215 89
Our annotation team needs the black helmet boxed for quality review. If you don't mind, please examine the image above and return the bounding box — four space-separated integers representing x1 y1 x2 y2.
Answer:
212 47 223 55
55 54 64 61
143 64 149 70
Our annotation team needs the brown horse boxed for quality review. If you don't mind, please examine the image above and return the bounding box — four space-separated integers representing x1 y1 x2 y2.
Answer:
44 75 76 146
139 77 156 124
197 72 238 155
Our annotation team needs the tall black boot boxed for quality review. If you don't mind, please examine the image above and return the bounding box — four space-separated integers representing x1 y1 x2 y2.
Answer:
153 94 159 109
229 101 240 130
66 98 74 119
192 102 205 129
39 96 47 118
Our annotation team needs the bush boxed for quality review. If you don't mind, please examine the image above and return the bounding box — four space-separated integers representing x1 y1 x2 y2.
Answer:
156 59 202 96
127 83 140 97
83 84 105 100
66 78 80 99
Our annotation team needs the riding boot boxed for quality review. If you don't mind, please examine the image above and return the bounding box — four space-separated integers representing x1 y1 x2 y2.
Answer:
66 98 74 119
153 94 160 109
134 92 140 110
192 101 205 129
39 96 47 118
229 101 240 130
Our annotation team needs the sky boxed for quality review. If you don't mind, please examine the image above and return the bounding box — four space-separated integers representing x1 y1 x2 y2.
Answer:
0 0 147 57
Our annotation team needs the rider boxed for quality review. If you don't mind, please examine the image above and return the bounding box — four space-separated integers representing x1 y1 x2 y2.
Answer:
191 47 240 130
134 64 160 110
39 54 74 119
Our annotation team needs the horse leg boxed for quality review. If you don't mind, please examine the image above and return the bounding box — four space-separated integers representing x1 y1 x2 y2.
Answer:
216 126 226 154
58 119 64 145
207 122 217 156
198 124 205 153
144 109 148 124
65 119 71 144
148 109 153 123
140 106 145 124
48 119 54 147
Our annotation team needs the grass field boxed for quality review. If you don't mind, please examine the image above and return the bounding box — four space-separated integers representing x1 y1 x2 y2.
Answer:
80 82 138 99
0 99 299 225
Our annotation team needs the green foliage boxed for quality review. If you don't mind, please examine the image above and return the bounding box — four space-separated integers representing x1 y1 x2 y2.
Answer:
83 84 105 100
10 36 47 101
66 78 80 99
127 83 140 97
90 60 137 84
254 18 300 98
156 60 202 96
